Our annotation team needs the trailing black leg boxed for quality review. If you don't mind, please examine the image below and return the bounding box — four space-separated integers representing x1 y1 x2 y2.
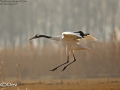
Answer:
61 54 76 72
50 56 69 71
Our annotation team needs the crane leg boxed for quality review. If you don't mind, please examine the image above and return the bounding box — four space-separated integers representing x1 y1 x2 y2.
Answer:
50 56 69 71
61 54 76 72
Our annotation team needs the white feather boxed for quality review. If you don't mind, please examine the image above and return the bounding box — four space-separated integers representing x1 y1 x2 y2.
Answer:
84 35 97 41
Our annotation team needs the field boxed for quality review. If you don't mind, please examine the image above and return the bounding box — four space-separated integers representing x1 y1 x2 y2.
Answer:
0 41 120 78
0 42 120 90
1 78 120 90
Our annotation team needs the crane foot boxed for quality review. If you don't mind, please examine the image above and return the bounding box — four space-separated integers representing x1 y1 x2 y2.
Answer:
50 67 57 71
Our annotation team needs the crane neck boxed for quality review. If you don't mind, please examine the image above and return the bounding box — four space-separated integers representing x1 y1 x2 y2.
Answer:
38 35 52 38
37 35 61 41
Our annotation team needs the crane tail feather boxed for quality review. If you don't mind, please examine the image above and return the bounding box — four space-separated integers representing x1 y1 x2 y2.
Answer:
84 35 97 41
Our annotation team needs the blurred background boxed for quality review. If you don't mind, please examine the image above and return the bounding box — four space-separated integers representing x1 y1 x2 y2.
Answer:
0 0 120 81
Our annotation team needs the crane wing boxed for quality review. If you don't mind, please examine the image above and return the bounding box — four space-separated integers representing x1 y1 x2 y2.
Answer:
62 32 82 39
76 44 90 50
84 35 97 41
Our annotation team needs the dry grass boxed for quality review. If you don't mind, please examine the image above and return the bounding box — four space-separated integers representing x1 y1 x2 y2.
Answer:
0 41 120 80
1 78 120 90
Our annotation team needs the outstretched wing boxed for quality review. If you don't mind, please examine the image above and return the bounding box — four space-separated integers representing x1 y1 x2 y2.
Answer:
62 32 82 40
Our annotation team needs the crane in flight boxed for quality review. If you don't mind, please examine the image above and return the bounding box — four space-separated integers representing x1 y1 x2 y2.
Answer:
29 31 97 71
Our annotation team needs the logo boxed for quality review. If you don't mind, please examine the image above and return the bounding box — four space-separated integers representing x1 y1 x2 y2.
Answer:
0 82 17 88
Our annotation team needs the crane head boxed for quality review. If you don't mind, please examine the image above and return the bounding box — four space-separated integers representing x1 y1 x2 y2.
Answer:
29 34 40 40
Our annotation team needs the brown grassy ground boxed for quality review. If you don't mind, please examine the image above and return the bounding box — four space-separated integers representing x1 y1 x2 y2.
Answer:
0 41 120 90
1 78 120 90
0 41 120 78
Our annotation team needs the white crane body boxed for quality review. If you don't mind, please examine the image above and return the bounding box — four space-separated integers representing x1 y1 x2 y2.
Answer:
29 31 97 71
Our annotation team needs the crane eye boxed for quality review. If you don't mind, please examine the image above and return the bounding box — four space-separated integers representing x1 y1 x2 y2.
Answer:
35 34 38 37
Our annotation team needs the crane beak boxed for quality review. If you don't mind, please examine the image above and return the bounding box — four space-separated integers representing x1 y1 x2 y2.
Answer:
29 37 35 40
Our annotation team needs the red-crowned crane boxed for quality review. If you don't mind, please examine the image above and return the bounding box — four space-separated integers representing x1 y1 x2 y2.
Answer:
29 31 97 71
